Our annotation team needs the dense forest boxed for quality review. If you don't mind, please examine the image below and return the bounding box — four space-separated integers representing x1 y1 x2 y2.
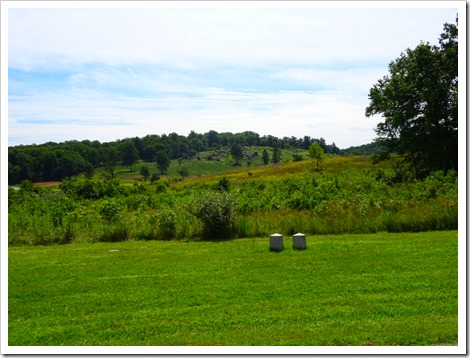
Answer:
8 130 379 185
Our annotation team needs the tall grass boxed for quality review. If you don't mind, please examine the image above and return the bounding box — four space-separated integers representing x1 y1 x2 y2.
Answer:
8 157 458 246
234 198 457 238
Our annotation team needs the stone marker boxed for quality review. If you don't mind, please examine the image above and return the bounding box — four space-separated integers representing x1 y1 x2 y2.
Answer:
292 232 307 250
270 233 284 252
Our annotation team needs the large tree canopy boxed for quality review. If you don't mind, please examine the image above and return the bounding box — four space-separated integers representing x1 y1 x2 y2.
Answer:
366 23 458 177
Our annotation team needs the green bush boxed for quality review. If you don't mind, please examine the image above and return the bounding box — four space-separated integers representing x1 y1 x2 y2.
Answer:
292 154 303 162
60 177 123 199
215 177 231 192
157 210 177 240
99 200 122 222
154 180 168 193
189 191 235 240
150 173 160 183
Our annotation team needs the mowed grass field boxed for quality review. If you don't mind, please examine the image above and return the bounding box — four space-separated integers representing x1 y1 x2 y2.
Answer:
8 231 458 346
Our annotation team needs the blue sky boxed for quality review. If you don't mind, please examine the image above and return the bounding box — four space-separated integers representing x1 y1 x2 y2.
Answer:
5 2 460 148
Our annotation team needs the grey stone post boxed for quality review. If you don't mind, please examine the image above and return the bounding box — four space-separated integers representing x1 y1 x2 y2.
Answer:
269 233 283 252
292 232 307 250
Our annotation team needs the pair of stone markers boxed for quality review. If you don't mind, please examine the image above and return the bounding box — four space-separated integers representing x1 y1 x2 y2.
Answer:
269 232 306 252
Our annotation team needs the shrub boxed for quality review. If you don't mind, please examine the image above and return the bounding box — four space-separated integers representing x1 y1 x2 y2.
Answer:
292 154 303 162
140 165 150 181
158 210 177 240
20 179 34 192
177 166 190 179
150 173 160 183
60 177 123 199
154 181 168 193
188 191 235 240
99 200 122 222
215 177 231 192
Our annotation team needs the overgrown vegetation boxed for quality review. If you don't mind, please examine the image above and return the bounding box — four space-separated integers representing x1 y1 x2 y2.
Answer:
8 155 457 246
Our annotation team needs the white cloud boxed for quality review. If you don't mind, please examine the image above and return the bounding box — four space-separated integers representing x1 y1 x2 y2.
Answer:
6 3 459 147
268 67 387 94
8 84 376 148
8 7 457 70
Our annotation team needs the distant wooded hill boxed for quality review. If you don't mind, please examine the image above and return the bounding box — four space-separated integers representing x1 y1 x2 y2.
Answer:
8 130 382 184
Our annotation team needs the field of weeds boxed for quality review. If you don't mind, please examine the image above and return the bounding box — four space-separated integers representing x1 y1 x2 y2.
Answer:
8 155 457 246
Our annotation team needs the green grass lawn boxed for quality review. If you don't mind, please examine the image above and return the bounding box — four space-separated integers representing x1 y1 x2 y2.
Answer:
8 231 458 346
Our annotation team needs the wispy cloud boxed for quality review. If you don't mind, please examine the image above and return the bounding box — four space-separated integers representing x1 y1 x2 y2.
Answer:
6 3 458 147
8 82 374 146
8 7 457 70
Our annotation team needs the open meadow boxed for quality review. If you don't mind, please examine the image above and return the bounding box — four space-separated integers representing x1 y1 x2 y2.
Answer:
8 231 458 346
7 154 459 347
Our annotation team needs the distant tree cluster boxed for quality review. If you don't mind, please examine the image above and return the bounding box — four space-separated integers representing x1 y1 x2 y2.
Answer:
8 130 345 185
339 142 387 156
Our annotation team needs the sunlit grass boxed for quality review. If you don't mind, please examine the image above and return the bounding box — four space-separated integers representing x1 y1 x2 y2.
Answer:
171 155 383 189
30 155 388 190
8 231 457 346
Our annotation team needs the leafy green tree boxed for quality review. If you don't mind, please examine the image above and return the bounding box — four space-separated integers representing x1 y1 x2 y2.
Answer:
20 179 34 192
66 140 100 167
168 132 184 159
177 166 189 179
262 149 270 165
35 149 57 181
155 150 170 174
272 145 281 164
329 142 340 155
132 137 144 159
121 140 140 172
188 130 206 152
8 148 34 184
206 130 220 148
54 150 92 179
8 161 17 184
309 142 324 170
230 143 243 165
365 23 458 177
140 165 150 181
102 147 121 179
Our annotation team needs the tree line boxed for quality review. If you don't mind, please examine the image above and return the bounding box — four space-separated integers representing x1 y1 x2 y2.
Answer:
8 130 344 184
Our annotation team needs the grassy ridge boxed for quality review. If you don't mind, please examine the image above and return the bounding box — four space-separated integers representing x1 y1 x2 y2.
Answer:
106 146 313 183
171 155 379 185
8 231 458 346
